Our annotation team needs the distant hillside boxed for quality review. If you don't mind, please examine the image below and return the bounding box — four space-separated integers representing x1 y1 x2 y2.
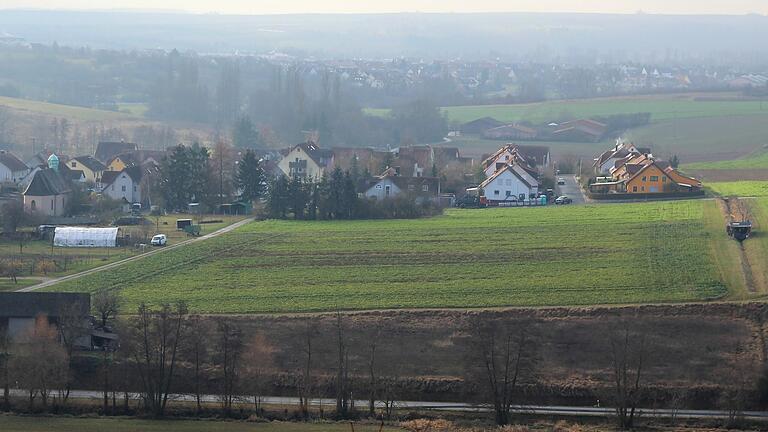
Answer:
0 11 767 63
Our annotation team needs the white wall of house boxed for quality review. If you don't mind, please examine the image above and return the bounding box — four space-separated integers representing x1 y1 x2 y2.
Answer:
0 163 30 184
364 178 402 200
482 169 535 201
277 147 325 179
24 193 68 216
104 173 140 203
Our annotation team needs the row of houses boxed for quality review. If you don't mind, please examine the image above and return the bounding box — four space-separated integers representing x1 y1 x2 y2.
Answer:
589 140 701 195
0 141 158 216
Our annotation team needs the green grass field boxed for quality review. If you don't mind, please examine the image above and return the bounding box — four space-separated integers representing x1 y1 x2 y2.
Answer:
684 149 768 170
366 93 768 124
708 181 768 197
49 202 727 314
0 415 400 432
0 96 137 122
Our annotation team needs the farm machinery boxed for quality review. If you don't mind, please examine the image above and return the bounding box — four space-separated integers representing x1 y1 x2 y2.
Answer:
723 197 752 242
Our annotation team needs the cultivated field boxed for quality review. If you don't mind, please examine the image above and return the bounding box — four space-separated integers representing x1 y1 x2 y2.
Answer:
367 93 768 124
49 202 727 313
0 96 136 122
0 416 400 432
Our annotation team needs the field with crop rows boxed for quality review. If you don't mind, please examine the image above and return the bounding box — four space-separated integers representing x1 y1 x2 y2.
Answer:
684 150 768 171
49 202 726 313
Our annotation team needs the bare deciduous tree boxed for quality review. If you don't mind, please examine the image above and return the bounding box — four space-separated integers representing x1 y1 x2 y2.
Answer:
0 321 10 411
242 331 275 413
216 319 243 415
93 290 121 329
609 324 648 430
335 310 351 417
297 319 317 418
125 302 188 418
9 315 69 410
465 318 537 426
183 315 211 414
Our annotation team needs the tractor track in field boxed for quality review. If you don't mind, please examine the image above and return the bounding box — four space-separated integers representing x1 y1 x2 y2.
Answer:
720 197 757 293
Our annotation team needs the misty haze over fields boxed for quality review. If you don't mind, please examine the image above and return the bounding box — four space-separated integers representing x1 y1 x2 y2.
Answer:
0 10 767 63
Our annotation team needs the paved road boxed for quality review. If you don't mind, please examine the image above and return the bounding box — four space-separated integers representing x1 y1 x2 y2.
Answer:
9 389 767 421
556 175 588 204
17 217 254 292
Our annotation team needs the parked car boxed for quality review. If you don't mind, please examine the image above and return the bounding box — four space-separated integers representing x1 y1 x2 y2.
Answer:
555 196 573 205
150 234 167 246
557 177 566 185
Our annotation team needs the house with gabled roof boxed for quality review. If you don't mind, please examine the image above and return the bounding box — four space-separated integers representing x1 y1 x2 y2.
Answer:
99 166 142 205
0 150 29 184
95 141 138 164
68 156 106 183
278 141 334 179
479 164 539 203
363 169 440 203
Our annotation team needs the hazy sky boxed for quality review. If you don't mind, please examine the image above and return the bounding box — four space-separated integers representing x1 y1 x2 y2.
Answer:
2 0 767 15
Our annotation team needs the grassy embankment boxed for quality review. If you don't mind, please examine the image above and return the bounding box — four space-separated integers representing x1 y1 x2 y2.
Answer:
48 201 728 313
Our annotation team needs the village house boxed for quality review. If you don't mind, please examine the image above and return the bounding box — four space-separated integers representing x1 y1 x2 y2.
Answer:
0 150 30 184
22 154 72 216
68 156 106 183
99 166 142 205
393 145 434 177
363 167 440 202
479 164 539 203
278 141 334 179
593 139 651 175
589 145 701 194
94 141 138 164
106 149 166 172
480 144 546 178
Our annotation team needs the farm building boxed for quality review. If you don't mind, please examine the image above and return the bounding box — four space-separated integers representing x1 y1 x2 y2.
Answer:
0 292 90 341
54 226 120 247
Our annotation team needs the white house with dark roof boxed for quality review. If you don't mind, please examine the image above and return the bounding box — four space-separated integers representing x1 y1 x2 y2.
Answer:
98 166 142 204
278 141 334 179
479 164 538 203
0 150 30 184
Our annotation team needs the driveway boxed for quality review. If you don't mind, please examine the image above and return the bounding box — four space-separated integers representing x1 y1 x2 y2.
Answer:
556 175 588 204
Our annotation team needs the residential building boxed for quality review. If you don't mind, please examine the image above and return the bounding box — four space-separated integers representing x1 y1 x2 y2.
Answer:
0 150 29 184
69 156 106 182
22 154 72 216
106 149 166 172
589 145 701 194
363 170 440 203
479 164 539 203
95 141 138 164
481 144 545 177
460 116 505 135
99 166 142 204
278 141 334 179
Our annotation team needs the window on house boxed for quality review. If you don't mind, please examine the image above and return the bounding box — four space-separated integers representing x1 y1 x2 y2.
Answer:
422 185 429 191
30 200 36 211
375 184 382 189
650 176 659 182
133 185 137 192
51 200 54 210
632 186 637 192
641 186 645 191
71 162 76 167
122 185 126 192
641 176 647 182
662 176 667 182
494 190 500 195
111 184 114 191
506 191 511 197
